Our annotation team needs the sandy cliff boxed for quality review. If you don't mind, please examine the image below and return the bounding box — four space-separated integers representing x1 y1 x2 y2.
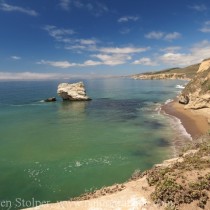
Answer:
180 58 210 109
132 73 186 80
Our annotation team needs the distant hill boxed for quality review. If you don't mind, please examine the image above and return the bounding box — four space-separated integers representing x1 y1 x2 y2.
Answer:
131 63 200 80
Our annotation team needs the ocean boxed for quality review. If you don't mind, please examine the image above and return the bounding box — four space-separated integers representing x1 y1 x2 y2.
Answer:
0 78 191 209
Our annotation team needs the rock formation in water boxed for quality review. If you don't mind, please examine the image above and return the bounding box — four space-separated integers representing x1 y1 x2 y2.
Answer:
57 82 91 101
44 97 56 102
179 58 210 109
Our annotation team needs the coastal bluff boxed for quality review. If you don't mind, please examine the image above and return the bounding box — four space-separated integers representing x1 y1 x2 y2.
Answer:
131 72 186 80
131 58 210 110
57 82 91 101
179 58 210 109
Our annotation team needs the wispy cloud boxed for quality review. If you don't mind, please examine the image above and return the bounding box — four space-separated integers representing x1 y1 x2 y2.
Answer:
37 46 149 68
59 0 109 16
145 31 164 39
43 24 149 67
159 40 210 66
0 2 38 16
164 32 181 41
43 25 75 41
189 4 207 12
60 0 70 10
118 16 139 23
200 21 210 33
145 31 181 41
92 54 131 66
132 57 157 66
160 46 182 53
11 56 21 60
37 60 77 68
43 25 98 52
99 47 148 54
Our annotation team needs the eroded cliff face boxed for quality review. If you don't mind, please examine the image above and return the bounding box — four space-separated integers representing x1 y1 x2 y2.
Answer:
180 59 210 109
132 73 186 80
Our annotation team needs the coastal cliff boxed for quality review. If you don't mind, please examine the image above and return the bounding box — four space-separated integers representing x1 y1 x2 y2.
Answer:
131 63 199 80
180 58 210 109
132 72 186 80
131 58 210 110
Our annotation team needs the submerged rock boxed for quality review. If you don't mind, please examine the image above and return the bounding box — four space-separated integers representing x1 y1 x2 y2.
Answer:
44 97 56 102
57 82 91 101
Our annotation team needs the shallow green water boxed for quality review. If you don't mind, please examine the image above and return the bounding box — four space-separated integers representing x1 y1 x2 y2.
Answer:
0 78 189 209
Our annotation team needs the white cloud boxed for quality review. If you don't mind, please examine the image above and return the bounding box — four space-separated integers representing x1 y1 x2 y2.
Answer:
79 39 97 45
159 40 210 66
0 2 38 16
37 50 136 68
92 53 131 66
43 24 149 67
189 4 207 12
11 56 21 60
43 25 75 41
132 57 157 66
59 0 109 16
83 60 102 66
200 21 210 33
145 31 181 41
37 60 77 68
99 47 148 54
145 31 164 39
160 46 182 53
164 32 181 41
118 16 139 23
60 0 71 10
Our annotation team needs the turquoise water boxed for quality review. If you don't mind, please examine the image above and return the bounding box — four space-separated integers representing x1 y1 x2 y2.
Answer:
0 78 187 209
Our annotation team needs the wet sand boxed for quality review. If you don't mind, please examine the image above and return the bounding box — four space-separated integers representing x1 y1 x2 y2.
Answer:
162 100 210 139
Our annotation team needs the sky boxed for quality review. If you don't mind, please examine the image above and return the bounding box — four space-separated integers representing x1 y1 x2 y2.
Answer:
0 0 210 80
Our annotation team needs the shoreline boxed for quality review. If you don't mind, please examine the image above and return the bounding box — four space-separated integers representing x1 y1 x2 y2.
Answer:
162 99 210 139
25 98 210 210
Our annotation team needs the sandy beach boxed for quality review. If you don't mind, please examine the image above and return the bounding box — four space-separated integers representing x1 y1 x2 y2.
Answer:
162 100 210 139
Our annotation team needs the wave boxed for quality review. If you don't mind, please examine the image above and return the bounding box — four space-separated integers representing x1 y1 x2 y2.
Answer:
175 85 185 89
164 99 173 105
161 110 192 157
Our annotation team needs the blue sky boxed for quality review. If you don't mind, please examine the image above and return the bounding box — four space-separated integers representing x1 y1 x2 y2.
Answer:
0 0 210 80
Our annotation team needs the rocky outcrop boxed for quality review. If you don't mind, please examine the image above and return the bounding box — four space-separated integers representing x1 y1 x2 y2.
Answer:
184 92 210 109
132 73 186 80
180 59 210 109
197 58 210 73
44 97 56 102
178 95 189 105
57 82 91 101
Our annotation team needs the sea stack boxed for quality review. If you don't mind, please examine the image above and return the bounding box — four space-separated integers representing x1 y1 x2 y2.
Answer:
57 82 91 101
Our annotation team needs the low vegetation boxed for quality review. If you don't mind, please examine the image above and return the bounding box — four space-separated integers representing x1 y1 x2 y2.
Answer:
145 137 210 209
